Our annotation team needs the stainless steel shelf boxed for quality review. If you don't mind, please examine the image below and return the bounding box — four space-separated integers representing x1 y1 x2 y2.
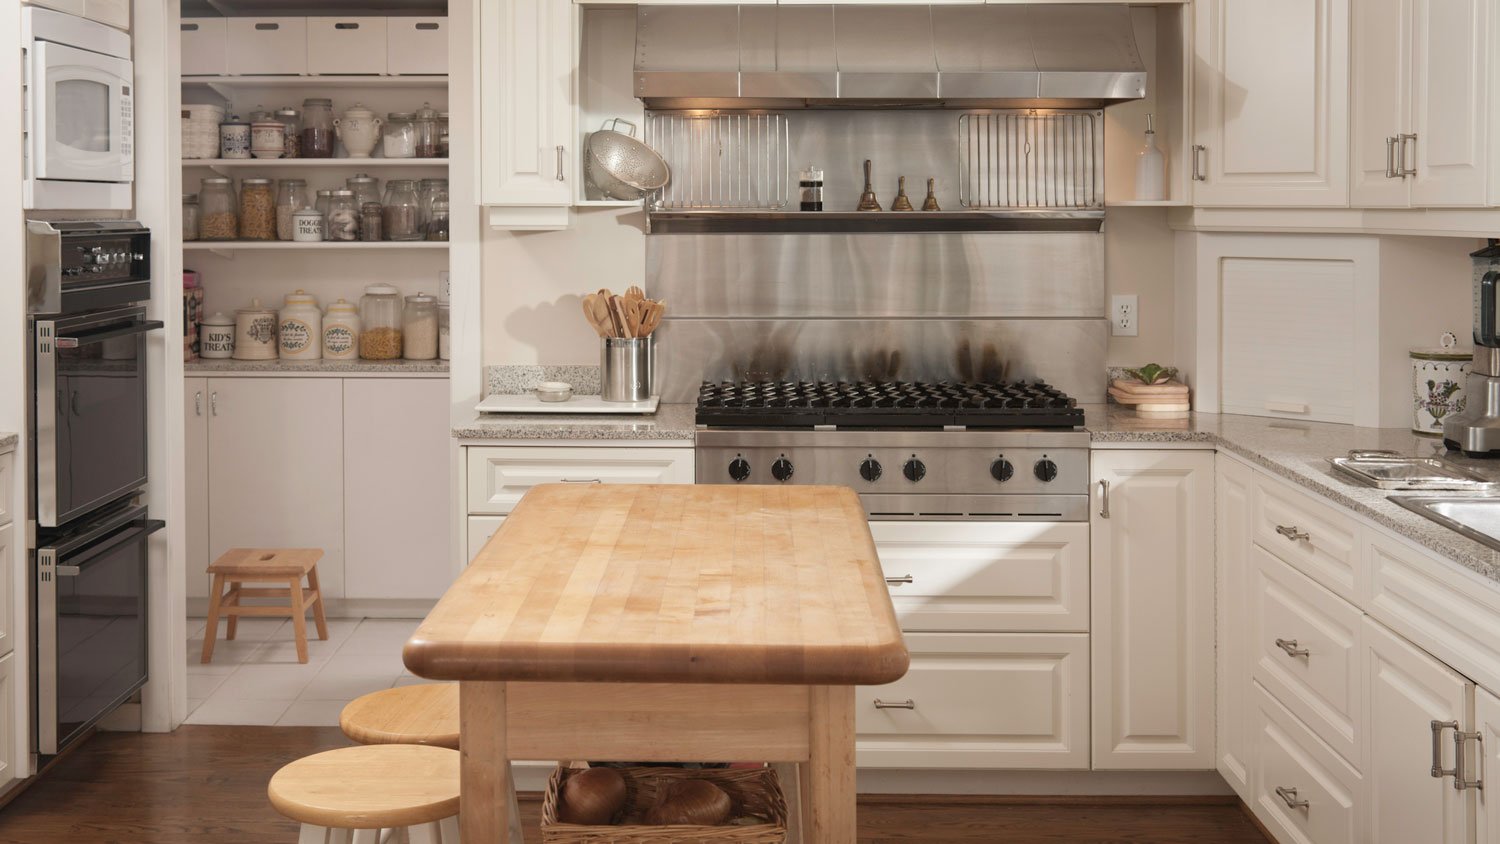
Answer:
645 210 1106 234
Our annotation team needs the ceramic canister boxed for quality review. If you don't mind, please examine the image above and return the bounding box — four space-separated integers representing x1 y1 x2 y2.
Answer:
1412 332 1473 436
201 312 235 359
233 300 278 361
333 103 383 159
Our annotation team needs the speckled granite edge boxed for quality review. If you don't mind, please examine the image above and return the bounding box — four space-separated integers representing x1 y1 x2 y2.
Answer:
187 359 449 374
486 365 601 396
0 433 16 451
452 402 696 442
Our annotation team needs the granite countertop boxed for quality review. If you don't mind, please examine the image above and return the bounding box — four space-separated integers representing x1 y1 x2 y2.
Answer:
453 402 698 442
0 433 15 451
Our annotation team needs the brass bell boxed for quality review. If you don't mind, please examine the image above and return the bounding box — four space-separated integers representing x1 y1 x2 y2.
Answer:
856 159 882 212
921 178 941 212
891 176 915 212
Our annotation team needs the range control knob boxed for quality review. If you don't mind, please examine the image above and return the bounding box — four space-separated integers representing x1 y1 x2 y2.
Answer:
859 456 883 483
1034 458 1059 483
771 456 795 482
728 456 751 483
990 458 1015 483
903 456 927 483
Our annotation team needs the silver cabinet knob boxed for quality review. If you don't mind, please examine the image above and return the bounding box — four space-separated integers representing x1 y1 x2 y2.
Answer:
873 699 915 710
1274 786 1308 810
1275 638 1310 658
1275 524 1310 542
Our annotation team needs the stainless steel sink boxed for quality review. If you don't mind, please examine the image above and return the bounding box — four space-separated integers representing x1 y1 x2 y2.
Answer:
1391 496 1500 552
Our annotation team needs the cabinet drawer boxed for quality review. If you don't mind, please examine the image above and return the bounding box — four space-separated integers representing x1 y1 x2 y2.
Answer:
855 632 1088 769
306 17 387 76
0 451 12 528
467 516 504 564
180 18 226 76
226 18 307 76
387 18 447 75
868 522 1088 632
466 447 694 515
1253 473 1359 600
1251 683 1362 844
1250 545 1364 769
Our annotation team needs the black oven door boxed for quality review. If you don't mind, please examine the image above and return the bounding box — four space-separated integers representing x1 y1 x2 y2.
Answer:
35 503 163 756
33 306 163 528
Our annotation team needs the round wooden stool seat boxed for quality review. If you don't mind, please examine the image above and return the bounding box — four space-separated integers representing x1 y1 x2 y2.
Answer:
268 744 460 829
340 682 460 749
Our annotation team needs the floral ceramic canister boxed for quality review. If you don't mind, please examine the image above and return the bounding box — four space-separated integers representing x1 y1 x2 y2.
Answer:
1412 332 1472 436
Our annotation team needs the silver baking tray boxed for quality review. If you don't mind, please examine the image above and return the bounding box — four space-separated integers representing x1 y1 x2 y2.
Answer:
1328 450 1498 491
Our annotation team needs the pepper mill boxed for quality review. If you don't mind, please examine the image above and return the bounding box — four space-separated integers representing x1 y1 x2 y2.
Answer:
891 176 915 211
856 159 882 211
922 178 941 211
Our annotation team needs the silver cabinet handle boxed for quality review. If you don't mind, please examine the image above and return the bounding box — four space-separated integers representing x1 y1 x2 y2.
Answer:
210 391 218 416
873 699 915 710
1275 638 1310 658
1385 136 1398 178
1454 727 1484 791
1433 720 1459 779
194 390 203 417
1191 145 1207 181
1098 479 1111 519
560 478 602 484
1275 524 1310 542
885 575 914 585
1274 786 1309 810
1399 133 1418 177
556 145 565 181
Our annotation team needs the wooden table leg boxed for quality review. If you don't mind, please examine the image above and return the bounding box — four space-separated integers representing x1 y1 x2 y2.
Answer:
802 685 856 844
460 681 512 844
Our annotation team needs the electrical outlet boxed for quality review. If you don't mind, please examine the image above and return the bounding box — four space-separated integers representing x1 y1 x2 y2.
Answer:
1111 295 1138 337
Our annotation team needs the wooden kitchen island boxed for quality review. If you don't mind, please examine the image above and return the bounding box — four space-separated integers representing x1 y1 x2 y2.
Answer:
404 483 909 843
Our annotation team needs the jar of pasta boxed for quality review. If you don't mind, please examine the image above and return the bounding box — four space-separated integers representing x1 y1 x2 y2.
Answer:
238 178 275 240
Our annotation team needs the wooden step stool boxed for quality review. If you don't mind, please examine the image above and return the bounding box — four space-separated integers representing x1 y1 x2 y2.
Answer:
202 548 329 664
268 744 460 844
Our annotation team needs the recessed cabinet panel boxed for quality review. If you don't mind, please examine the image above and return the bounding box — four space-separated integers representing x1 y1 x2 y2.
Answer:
1350 0 1411 207
466 447 694 515
1409 0 1489 206
1250 683 1363 844
1251 467 1360 601
184 378 210 603
1217 456 1255 798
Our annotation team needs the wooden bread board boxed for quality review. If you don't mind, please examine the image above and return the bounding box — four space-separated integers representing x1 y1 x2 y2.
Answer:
1111 378 1189 397
1108 388 1191 412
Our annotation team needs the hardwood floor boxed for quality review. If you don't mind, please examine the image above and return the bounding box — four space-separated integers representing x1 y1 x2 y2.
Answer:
0 727 1271 843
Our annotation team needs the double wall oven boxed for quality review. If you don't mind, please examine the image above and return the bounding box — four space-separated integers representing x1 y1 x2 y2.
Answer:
26 221 162 756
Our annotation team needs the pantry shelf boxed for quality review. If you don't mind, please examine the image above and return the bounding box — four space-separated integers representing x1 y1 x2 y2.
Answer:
183 75 448 89
184 241 449 256
183 159 449 170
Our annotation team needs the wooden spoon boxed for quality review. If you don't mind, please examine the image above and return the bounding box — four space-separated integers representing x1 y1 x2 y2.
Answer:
584 293 615 338
607 295 631 338
580 296 608 338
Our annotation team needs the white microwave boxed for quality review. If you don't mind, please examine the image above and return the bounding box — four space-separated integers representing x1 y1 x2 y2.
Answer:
22 7 134 211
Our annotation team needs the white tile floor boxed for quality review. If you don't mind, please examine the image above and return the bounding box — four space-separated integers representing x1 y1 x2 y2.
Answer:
186 616 424 727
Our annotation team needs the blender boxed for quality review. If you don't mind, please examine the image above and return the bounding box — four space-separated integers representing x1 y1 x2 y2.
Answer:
1445 240 1500 456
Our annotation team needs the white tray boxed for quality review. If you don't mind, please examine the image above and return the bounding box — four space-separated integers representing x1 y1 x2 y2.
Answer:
474 394 661 415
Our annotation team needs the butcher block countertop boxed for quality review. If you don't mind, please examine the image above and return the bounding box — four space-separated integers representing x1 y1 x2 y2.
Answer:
404 483 909 686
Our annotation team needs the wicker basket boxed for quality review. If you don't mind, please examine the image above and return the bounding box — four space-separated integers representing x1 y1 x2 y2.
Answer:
541 765 788 843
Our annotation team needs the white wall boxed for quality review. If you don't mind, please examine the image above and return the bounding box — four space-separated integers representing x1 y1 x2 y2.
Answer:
1377 236 1481 427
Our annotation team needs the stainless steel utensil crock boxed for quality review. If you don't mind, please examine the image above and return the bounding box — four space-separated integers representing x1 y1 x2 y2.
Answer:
601 336 653 402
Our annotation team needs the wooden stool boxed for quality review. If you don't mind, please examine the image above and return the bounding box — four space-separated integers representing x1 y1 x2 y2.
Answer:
202 548 329 664
341 683 525 844
268 744 460 844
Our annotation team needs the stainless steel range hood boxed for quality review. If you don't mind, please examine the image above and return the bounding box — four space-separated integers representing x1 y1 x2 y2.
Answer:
634 4 1147 109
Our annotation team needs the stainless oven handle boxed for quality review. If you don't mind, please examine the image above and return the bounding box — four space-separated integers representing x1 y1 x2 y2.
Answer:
36 547 59 754
54 319 164 348
35 320 60 527
60 519 165 573
25 220 62 315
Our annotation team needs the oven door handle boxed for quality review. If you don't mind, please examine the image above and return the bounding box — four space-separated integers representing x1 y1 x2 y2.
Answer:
54 319 164 349
58 519 165 575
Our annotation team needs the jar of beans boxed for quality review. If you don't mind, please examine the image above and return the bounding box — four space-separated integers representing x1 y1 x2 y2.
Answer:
381 180 422 241
198 177 238 240
301 97 335 159
359 284 403 360
238 178 276 240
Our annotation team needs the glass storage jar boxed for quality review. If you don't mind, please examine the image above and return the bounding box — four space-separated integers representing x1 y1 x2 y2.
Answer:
417 178 449 228
381 180 422 241
325 190 359 242
301 97 335 159
278 289 322 360
198 177 238 240
346 173 381 210
437 301 451 360
437 112 450 158
402 293 438 360
359 284 403 360
382 112 417 158
238 178 276 240
314 190 335 240
275 178 311 241
323 298 360 360
359 202 383 242
275 107 301 157
425 197 450 242
414 102 440 158
182 194 200 242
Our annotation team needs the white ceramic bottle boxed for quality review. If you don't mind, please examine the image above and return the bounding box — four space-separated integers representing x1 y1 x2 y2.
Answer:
323 298 361 361
1134 114 1166 202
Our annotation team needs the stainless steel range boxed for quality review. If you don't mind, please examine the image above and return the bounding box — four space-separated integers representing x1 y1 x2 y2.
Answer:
694 379 1089 522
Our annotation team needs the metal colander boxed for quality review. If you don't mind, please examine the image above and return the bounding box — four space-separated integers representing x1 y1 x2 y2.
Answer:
584 119 671 201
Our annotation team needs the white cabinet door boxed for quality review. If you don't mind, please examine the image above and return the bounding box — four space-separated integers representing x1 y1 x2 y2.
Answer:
466 446 694 515
343 380 453 601
1217 455 1255 797
855 632 1089 770
1409 0 1489 206
1249 682 1364 844
0 654 15 788
1091 450 1216 769
206 379 346 601
1475 685 1500 844
1192 0 1350 206
1364 618 1471 844
1349 0 1412 207
480 0 575 228
184 378 211 603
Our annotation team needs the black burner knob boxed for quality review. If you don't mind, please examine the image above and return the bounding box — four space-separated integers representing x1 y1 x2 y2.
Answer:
903 457 926 483
728 457 751 483
771 456 795 482
990 458 1015 483
860 456 883 483
1034 458 1058 483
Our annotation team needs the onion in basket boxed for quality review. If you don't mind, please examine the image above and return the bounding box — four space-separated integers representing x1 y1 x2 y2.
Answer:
559 767 628 825
644 779 734 826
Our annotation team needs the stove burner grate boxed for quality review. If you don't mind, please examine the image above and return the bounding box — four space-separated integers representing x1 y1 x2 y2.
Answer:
696 380 1085 429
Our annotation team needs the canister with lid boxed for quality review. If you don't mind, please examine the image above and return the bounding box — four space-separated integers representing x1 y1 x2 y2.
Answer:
382 180 422 241
276 179 311 241
346 173 382 209
315 190 335 240
301 97 335 158
239 178 276 240
233 299 278 360
219 117 251 159
201 312 235 359
1413 332 1474 436
334 102 383 158
292 207 324 242
275 107 302 157
250 121 285 159
198 177 238 240
437 301 451 360
182 194 200 242
325 190 359 242
359 284 403 360
437 112 450 158
414 102 440 158
323 299 361 360
382 112 417 158
278 290 322 360
402 293 439 360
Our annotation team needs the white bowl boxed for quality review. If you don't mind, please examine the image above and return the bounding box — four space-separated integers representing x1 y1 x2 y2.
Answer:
535 382 573 402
